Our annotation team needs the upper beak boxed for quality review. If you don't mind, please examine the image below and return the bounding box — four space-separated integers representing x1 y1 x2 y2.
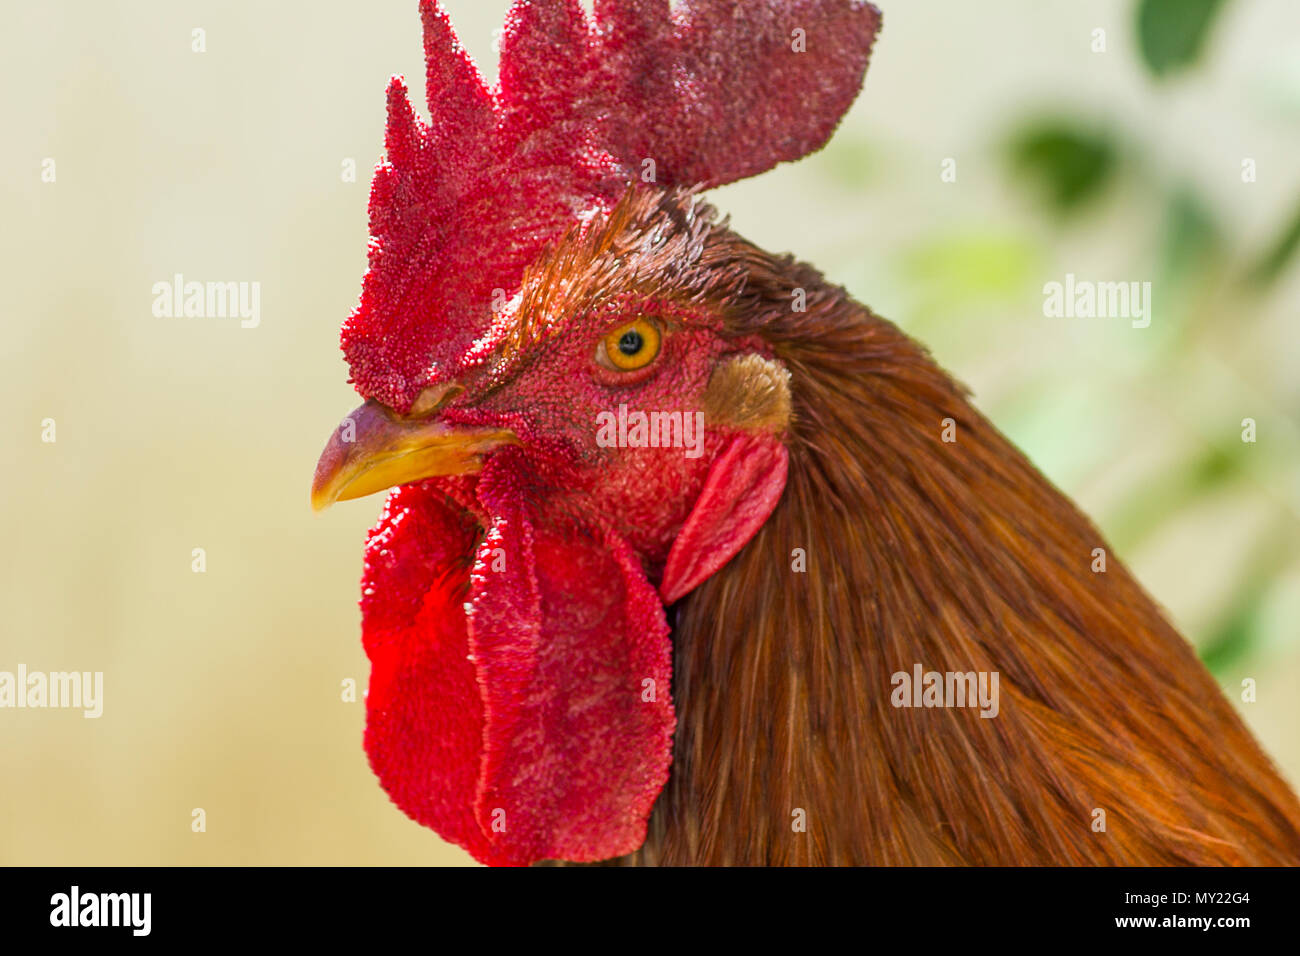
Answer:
311 396 516 511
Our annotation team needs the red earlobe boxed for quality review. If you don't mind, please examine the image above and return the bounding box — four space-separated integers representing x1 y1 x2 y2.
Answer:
659 433 788 606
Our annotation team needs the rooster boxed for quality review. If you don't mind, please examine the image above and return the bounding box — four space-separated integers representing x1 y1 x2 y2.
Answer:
311 0 1300 866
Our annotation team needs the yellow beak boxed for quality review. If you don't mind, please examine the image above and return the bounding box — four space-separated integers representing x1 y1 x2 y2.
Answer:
311 398 516 511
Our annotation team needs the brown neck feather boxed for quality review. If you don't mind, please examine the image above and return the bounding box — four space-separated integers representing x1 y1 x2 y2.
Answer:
613 241 1300 865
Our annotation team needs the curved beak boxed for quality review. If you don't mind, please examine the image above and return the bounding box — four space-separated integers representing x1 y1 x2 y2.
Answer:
311 398 516 511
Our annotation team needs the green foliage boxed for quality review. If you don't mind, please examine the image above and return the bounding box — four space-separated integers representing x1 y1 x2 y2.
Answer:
1006 121 1119 214
1244 199 1300 289
899 233 1036 305
1160 187 1221 282
907 0 1300 683
1136 0 1228 77
1201 588 1264 673
895 232 1038 338
1198 534 1291 673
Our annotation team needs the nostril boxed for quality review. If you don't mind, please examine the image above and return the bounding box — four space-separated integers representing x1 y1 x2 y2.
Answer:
407 383 465 418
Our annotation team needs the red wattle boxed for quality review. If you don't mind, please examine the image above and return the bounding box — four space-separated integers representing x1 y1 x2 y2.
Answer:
359 457 675 866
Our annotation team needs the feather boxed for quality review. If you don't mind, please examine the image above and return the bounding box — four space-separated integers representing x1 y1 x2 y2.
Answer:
589 224 1300 864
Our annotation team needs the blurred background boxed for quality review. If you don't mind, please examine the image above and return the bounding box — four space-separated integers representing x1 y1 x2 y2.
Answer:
1 0 1297 865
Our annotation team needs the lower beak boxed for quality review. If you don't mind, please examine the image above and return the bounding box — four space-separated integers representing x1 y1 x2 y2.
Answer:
311 399 516 511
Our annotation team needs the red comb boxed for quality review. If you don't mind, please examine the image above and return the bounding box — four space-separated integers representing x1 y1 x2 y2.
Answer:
341 0 882 411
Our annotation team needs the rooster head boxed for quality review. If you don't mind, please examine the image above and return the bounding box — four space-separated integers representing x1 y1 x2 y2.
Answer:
312 0 880 866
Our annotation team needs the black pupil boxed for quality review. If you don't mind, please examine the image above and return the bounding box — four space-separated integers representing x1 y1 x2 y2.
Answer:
617 330 644 356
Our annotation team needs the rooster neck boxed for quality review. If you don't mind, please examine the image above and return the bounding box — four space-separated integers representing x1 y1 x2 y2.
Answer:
604 264 1300 866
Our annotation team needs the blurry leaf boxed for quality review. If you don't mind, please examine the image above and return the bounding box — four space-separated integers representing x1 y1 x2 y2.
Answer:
1188 441 1242 492
899 233 1036 309
1106 441 1244 553
1198 534 1289 673
1136 0 1227 78
1160 187 1221 282
1200 587 1262 674
1005 121 1119 214
1244 197 1300 289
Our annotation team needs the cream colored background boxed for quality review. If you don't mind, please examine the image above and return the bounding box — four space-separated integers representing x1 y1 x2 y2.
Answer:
2 1 1298 864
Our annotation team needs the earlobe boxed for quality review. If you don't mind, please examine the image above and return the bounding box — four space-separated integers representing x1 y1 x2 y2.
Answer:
701 353 792 434
659 432 788 606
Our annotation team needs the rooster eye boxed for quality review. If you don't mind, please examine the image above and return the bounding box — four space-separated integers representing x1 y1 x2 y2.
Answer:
597 318 662 372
